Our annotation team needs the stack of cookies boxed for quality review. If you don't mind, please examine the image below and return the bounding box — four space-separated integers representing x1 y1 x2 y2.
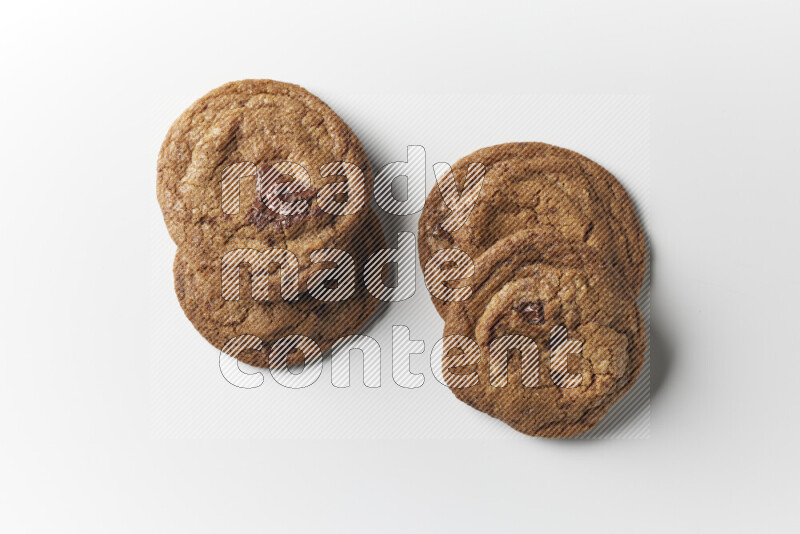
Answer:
419 143 647 437
157 80 384 367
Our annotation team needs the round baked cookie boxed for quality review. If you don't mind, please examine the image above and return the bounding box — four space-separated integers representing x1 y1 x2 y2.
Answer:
442 228 645 438
158 79 373 275
173 210 386 368
419 142 646 317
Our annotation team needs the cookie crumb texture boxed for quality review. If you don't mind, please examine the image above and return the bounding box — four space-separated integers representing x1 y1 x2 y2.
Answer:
419 143 648 438
158 79 381 367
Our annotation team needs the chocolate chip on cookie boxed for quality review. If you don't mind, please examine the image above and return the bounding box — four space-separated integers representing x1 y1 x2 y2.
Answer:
442 228 645 438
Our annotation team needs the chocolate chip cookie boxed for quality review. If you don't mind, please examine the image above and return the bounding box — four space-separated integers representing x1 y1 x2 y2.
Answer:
174 210 385 368
443 228 645 438
419 142 646 317
157 79 373 277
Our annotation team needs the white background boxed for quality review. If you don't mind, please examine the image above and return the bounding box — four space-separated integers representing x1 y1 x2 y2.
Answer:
1 1 798 532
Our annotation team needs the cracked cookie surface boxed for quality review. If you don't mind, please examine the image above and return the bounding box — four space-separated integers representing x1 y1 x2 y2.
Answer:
443 228 645 438
174 210 385 368
157 79 372 273
419 142 647 317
